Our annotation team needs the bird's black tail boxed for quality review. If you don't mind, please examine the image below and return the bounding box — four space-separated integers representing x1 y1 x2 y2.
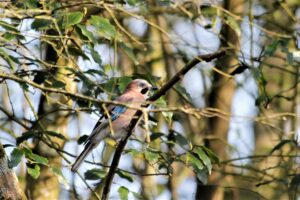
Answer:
71 142 94 172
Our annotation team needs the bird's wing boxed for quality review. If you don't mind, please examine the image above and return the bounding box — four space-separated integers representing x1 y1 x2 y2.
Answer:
106 94 133 121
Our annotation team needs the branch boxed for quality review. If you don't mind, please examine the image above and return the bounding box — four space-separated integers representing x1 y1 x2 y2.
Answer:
101 49 226 199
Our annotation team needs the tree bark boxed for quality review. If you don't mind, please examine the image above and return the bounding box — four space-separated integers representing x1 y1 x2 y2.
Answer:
0 144 26 200
196 0 243 199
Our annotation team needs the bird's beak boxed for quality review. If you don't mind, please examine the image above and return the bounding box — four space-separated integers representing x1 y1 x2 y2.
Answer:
151 86 158 91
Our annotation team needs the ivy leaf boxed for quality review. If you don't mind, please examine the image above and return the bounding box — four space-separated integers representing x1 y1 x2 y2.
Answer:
27 165 40 179
62 12 83 28
116 170 134 182
89 16 117 39
118 186 129 200
84 168 107 180
9 148 24 168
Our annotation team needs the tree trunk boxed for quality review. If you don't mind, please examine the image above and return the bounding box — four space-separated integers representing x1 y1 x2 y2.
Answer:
196 0 243 199
0 144 26 200
25 32 77 199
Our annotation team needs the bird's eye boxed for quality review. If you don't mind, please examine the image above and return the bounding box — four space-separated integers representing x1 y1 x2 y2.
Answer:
139 82 145 88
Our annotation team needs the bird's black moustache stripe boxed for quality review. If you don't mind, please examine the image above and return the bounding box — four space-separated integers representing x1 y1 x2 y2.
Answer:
141 88 149 94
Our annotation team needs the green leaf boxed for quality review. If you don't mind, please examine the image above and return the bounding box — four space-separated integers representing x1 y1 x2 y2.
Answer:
76 24 94 42
24 0 38 8
126 0 143 6
31 18 52 30
119 42 138 65
51 80 66 88
45 131 67 140
89 16 117 39
118 77 132 93
77 134 89 145
174 84 192 102
62 12 83 28
200 5 217 17
90 47 102 65
200 146 219 164
145 147 160 162
150 132 165 141
265 40 280 56
16 131 40 145
116 170 134 182
125 149 140 156
27 165 40 179
195 167 208 184
68 46 89 60
173 131 189 147
9 148 24 168
290 174 300 188
0 20 19 32
194 147 212 174
162 111 173 125
23 147 48 165
84 168 107 180
27 153 48 165
0 48 16 69
3 33 16 41
187 152 204 171
225 15 241 37
132 191 143 200
84 69 106 77
118 186 129 200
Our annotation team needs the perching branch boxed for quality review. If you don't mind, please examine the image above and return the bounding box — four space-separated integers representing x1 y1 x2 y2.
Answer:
101 49 226 200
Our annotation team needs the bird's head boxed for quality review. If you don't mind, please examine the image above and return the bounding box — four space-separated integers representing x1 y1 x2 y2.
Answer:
125 79 157 98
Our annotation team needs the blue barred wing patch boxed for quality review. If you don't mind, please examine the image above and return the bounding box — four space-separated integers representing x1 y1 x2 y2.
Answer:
110 105 127 121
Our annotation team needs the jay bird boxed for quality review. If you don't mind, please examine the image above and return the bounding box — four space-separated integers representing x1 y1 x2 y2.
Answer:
71 79 156 172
